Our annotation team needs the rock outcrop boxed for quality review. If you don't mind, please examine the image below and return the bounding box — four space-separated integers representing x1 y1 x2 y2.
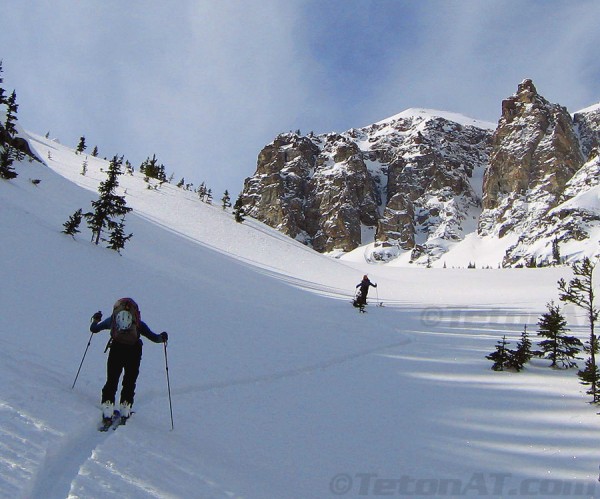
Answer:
241 81 600 266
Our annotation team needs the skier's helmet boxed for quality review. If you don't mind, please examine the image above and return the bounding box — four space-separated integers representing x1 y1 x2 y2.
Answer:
115 310 133 331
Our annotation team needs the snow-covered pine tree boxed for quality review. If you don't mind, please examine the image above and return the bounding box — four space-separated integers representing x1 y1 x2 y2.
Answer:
62 209 83 237
85 155 132 245
91 146 99 157
558 257 599 401
486 335 510 371
536 301 582 369
81 159 88 176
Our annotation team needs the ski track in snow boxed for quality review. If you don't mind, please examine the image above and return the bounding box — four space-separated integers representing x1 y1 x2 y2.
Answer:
169 335 411 397
22 335 411 499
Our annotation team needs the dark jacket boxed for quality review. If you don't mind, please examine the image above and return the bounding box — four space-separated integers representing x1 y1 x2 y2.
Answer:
90 317 163 345
356 277 377 297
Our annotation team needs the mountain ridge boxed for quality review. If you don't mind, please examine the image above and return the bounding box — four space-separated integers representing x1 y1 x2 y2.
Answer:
241 80 600 267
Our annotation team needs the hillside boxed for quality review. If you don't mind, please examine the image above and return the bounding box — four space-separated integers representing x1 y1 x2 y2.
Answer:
0 134 599 498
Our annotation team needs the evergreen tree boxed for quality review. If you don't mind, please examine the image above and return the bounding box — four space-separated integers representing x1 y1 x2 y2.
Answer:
85 155 132 245
233 194 245 223
536 302 582 368
76 136 86 154
0 83 19 179
107 217 132 254
206 188 212 204
4 90 18 137
552 238 561 265
81 159 88 176
91 146 99 157
221 190 231 210
197 182 207 200
177 178 185 188
558 258 599 401
486 335 511 371
509 325 534 370
0 147 17 179
0 60 6 106
62 209 83 237
139 154 166 182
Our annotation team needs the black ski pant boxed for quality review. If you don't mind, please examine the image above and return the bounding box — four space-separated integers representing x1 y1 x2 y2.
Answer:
102 341 142 407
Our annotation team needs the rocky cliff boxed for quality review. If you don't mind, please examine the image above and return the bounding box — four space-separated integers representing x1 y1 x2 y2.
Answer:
241 81 600 267
241 109 493 259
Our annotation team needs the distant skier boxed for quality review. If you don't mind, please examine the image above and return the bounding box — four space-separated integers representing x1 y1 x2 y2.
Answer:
90 298 168 426
355 275 377 307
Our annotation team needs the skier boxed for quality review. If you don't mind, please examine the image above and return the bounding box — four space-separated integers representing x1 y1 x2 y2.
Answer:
90 298 168 426
355 275 377 307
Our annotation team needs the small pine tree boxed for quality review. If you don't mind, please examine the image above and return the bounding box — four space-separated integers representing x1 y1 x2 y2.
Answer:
177 178 185 188
107 218 132 254
508 325 533 371
0 60 6 106
85 155 132 245
558 258 599 401
537 301 582 368
4 90 19 137
486 335 511 371
0 147 17 179
81 159 88 176
197 182 207 200
552 238 561 265
91 146 99 157
76 136 86 154
221 190 231 210
62 209 83 237
233 194 245 223
206 188 213 204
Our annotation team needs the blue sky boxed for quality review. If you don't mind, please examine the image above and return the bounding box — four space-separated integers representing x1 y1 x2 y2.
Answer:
2 1 600 197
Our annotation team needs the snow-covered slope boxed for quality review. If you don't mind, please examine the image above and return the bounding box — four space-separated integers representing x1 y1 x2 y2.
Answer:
1 134 599 498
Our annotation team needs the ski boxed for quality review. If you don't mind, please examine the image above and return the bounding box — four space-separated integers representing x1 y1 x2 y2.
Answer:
98 409 121 432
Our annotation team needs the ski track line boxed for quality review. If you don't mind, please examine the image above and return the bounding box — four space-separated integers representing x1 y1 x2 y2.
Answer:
172 336 412 396
23 337 411 498
24 417 109 499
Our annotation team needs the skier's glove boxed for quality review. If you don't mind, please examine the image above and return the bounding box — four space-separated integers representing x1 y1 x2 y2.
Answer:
91 311 103 323
161 332 169 343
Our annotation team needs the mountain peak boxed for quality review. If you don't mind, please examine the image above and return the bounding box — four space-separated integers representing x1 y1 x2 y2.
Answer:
375 108 496 130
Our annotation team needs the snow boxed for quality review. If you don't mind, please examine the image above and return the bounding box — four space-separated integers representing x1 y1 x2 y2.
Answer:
1 133 600 498
574 102 600 115
374 108 498 131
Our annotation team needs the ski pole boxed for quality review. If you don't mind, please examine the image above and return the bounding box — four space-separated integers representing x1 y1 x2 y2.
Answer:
163 339 174 430
376 286 382 307
72 331 94 390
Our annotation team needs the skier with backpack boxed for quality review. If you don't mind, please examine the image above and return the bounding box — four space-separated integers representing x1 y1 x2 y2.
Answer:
90 297 168 428
353 275 377 311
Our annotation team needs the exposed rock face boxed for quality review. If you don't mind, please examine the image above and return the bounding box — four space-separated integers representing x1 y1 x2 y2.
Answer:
242 110 492 256
241 80 600 266
371 114 491 261
574 105 600 160
478 79 600 266
479 79 584 239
